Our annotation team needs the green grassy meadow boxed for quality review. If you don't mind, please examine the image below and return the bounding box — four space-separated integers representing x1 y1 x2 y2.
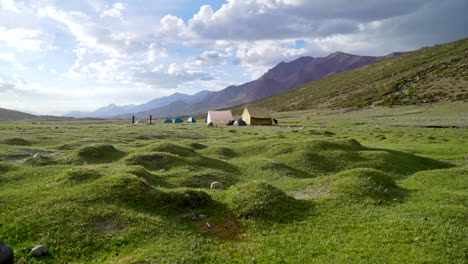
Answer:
0 103 467 263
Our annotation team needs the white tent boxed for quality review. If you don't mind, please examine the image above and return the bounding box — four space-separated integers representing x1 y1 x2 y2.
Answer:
207 111 233 125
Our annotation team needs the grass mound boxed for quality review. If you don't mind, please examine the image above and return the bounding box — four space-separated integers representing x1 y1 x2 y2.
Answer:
406 167 468 191
189 142 207 150
204 146 237 159
146 142 196 156
74 144 125 164
330 168 404 203
305 139 363 151
125 166 172 187
0 162 16 172
24 156 57 166
163 190 213 210
228 182 293 219
180 170 236 188
60 168 102 183
124 152 178 170
2 138 32 146
271 139 451 177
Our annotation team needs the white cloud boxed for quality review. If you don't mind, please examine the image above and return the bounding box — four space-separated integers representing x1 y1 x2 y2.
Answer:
0 52 15 62
234 40 306 67
100 2 126 18
184 50 230 68
0 0 20 13
0 26 43 51
38 6 145 57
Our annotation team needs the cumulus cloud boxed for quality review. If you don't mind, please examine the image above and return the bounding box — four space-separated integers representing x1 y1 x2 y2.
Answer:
100 2 126 18
185 50 230 68
0 26 44 51
38 6 145 57
0 0 20 13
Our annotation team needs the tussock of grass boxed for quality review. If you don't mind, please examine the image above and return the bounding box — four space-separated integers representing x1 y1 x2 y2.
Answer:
228 182 294 219
59 168 102 183
2 138 32 146
0 162 16 172
124 152 178 170
330 168 404 203
146 142 196 156
72 144 126 164
24 155 57 166
204 146 237 159
188 142 207 150
406 167 468 191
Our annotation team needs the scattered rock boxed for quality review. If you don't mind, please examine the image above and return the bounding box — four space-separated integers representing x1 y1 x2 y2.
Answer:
206 222 212 228
33 153 42 159
210 181 223 190
199 214 206 218
159 169 166 172
31 245 48 257
180 212 198 220
0 239 14 264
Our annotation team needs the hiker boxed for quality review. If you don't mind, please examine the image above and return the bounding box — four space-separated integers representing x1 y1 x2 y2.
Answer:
273 119 278 125
149 115 152 124
132 115 135 124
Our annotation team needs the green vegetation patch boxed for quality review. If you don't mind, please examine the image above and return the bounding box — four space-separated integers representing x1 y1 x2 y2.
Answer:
203 146 237 159
406 167 468 191
146 142 196 156
330 168 405 203
124 152 178 170
59 168 102 183
73 144 126 164
2 137 32 146
23 155 57 166
0 162 16 172
228 182 295 219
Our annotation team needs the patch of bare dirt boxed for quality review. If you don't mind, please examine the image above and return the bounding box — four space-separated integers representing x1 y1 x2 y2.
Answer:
198 215 246 241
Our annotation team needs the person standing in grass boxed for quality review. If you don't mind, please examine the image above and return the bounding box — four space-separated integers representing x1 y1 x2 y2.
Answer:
150 115 152 124
132 115 135 124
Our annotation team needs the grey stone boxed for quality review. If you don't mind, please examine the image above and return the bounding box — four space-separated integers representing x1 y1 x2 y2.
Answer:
33 153 42 158
31 245 48 257
180 212 198 220
0 239 14 264
210 181 223 190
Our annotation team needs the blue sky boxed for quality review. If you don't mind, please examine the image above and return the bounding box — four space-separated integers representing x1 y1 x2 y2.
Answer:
0 0 467 115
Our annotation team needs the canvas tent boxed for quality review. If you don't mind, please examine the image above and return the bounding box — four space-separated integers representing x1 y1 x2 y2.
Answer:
173 118 183 123
241 107 273 125
164 119 172 123
187 117 197 123
206 111 233 125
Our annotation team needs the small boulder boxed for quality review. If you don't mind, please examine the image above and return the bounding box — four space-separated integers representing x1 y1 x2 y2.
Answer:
210 181 223 190
0 239 14 264
33 153 42 159
31 245 48 257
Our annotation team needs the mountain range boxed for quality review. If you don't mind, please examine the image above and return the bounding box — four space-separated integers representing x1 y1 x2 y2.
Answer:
64 51 405 119
230 37 467 113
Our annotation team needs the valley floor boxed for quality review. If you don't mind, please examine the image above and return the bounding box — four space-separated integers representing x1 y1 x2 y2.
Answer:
0 103 466 263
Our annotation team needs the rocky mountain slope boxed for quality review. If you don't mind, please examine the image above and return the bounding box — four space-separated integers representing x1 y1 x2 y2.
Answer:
231 37 467 113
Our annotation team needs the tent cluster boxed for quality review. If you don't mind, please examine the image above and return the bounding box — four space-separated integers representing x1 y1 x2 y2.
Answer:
160 107 275 126
164 117 196 124
206 107 274 126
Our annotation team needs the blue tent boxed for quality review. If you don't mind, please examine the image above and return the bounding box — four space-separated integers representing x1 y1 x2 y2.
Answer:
187 117 197 123
173 118 183 123
164 119 172 123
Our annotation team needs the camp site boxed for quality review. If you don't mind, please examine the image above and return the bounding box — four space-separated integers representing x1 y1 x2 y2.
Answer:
0 4 467 262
